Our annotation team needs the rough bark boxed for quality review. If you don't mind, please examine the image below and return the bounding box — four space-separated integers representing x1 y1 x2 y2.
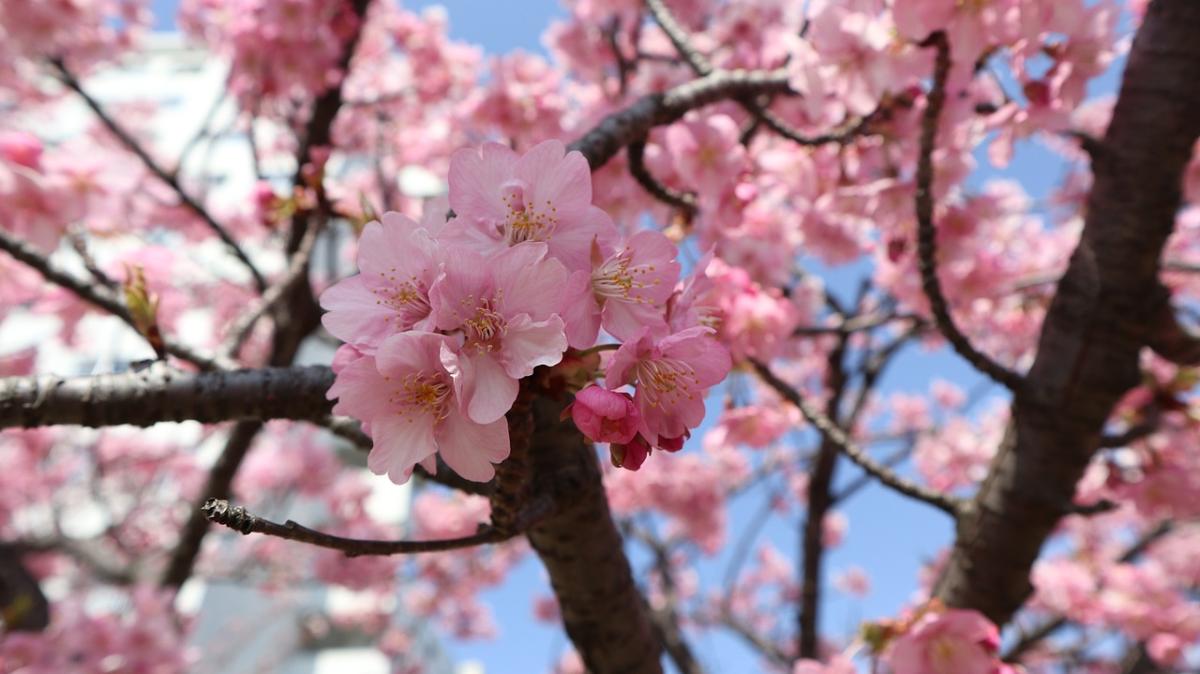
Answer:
568 68 790 169
934 0 1200 623
524 393 663 674
0 366 334 430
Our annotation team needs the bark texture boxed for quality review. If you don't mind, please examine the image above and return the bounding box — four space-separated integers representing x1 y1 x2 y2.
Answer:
524 393 664 674
934 0 1200 623
0 366 334 430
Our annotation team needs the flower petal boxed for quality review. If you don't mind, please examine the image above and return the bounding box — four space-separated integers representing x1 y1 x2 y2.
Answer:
436 407 510 482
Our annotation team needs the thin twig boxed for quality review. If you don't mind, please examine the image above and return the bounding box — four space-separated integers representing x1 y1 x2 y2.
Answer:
202 498 507 556
718 611 792 668
627 140 698 218
750 359 962 515
50 59 267 292
913 33 1023 390
0 228 233 371
643 0 874 147
66 228 118 289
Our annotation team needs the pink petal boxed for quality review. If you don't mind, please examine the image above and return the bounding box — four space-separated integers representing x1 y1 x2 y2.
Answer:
547 205 618 272
516 140 592 214
327 355 393 422
501 314 567 378
448 142 517 223
561 270 602 349
436 406 510 482
428 249 492 331
492 242 568 319
601 296 668 343
376 331 447 379
356 212 439 281
369 415 438 485
320 275 395 351
458 352 520 424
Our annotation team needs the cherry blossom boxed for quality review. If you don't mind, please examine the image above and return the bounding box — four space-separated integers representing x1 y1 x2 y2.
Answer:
884 608 1002 674
431 241 569 423
329 331 509 483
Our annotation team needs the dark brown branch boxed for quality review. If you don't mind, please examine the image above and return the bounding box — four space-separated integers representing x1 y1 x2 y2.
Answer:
202 498 506 556
50 60 267 293
1146 301 1200 365
66 228 118 290
933 0 1200 625
0 229 233 371
751 359 961 515
798 336 849 659
627 140 698 217
642 0 873 147
161 421 261 587
0 365 335 430
913 33 1023 390
523 393 664 674
567 68 793 170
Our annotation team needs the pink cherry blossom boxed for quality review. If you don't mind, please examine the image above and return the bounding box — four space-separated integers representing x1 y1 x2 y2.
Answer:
431 241 569 423
664 114 746 195
562 229 681 348
568 385 641 445
328 331 509 483
320 211 443 352
885 608 1001 674
446 139 618 272
606 326 732 444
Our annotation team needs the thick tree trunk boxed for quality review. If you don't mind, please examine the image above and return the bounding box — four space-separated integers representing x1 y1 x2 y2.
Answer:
935 0 1200 623
523 393 663 674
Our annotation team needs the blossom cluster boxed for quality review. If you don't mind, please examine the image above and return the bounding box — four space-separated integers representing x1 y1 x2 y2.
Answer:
323 139 731 484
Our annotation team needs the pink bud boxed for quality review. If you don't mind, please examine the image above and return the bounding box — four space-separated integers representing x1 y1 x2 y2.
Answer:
569 385 640 445
0 131 43 170
611 434 651 471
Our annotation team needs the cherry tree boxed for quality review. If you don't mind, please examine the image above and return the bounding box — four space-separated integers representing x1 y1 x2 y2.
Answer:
1 0 1199 672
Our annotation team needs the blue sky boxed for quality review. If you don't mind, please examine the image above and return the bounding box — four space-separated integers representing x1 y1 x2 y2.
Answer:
143 1 1123 671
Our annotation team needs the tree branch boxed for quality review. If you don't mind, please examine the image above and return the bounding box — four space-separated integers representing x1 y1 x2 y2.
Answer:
750 359 961 515
933 0 1200 625
0 365 335 430
202 498 508 556
568 68 793 170
49 59 267 293
913 32 1023 390
1145 300 1200 365
0 229 234 371
798 336 849 659
522 393 664 673
642 0 875 147
627 140 698 218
